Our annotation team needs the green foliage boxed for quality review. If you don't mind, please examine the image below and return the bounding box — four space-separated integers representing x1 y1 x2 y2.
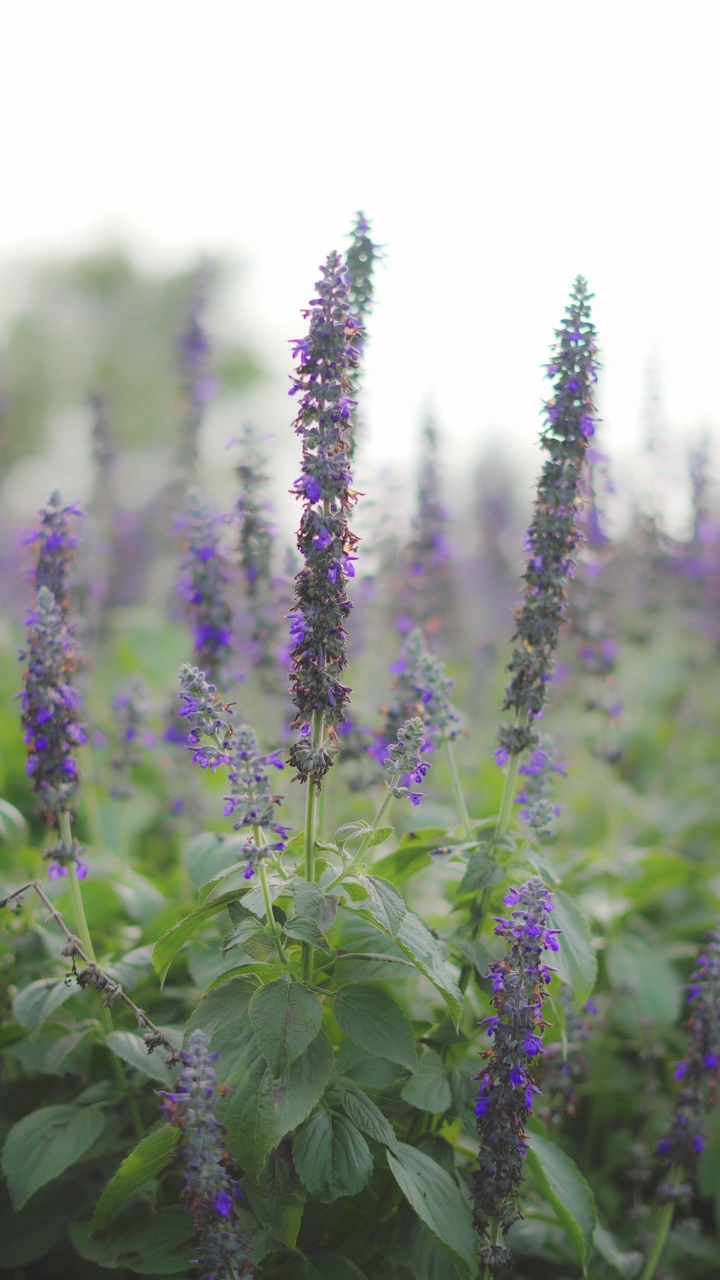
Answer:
92 1124 181 1229
2 1104 106 1210
526 1132 596 1270
292 1110 373 1202
333 983 418 1072
386 1142 477 1280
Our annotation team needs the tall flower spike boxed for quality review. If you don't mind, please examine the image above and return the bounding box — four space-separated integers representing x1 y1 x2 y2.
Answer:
514 736 568 837
384 715 431 807
473 876 560 1277
344 211 380 458
19 586 88 875
380 627 460 755
176 262 217 479
287 251 361 787
401 417 452 631
109 676 154 800
159 1030 253 1280
177 491 233 685
223 722 289 879
234 423 288 691
498 277 599 758
25 491 83 621
656 925 720 1206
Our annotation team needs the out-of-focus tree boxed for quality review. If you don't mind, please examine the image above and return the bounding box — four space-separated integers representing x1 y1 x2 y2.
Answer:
0 248 265 467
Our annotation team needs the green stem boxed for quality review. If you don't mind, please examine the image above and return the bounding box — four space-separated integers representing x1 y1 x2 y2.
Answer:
639 1169 681 1280
326 776 398 892
482 1219 501 1280
446 740 473 841
256 846 288 964
302 710 324 984
59 813 144 1138
495 749 522 846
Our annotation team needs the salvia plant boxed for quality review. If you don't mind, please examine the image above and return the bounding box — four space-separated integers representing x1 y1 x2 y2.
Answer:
2 248 720 1280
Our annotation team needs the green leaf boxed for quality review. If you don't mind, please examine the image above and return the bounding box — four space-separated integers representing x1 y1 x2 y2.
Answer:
373 828 449 883
251 1144 306 1246
333 983 417 1072
183 830 245 891
283 916 333 954
400 1048 452 1113
297 1255 369 1280
0 797 28 843
335 820 372 847
551 890 597 1008
456 851 505 895
69 1206 195 1273
525 1131 596 1269
386 1141 476 1280
2 1105 106 1210
152 889 250 984
292 1110 373 1202
293 880 339 932
356 875 406 938
222 916 277 959
592 1222 643 1277
198 860 252 903
338 1086 400 1153
605 934 682 1028
12 978 78 1032
395 912 463 1025
0 1200 66 1268
451 937 493 977
92 1125 181 1230
250 978 324 1075
105 1031 175 1085
185 974 258 1068
271 1030 335 1142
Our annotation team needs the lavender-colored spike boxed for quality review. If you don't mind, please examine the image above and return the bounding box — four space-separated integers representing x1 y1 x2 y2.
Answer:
499 277 599 758
286 250 362 787
473 876 560 1276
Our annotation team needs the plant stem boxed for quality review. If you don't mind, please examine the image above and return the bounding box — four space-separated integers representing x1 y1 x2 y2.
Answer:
326 776 398 892
482 1219 501 1280
302 710 324 983
446 740 473 840
59 812 145 1138
639 1168 681 1280
257 848 288 964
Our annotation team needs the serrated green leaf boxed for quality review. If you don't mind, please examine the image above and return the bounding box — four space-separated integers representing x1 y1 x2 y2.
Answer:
400 1048 452 1112
356 874 406 938
152 889 250 984
251 1144 306 1246
334 983 417 1072
293 881 339 932
250 978 323 1075
387 1141 476 1280
2 1105 106 1210
283 916 333 954
92 1125 181 1230
292 1110 373 1202
12 978 78 1032
338 1086 400 1153
456 851 505 895
69 1206 196 1273
395 912 463 1025
335 821 372 847
270 1030 335 1142
105 1031 175 1085
221 916 276 958
198 860 250 903
551 890 597 1008
526 1132 596 1269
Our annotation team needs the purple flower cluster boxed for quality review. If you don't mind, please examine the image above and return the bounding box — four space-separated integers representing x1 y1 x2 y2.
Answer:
178 665 289 878
286 251 362 786
499 277 599 758
25 491 82 621
513 737 568 837
234 424 289 692
384 715 432 807
159 1030 252 1280
378 628 460 759
223 723 290 879
473 877 560 1276
177 492 233 684
656 925 720 1205
19 585 87 832
344 211 380 457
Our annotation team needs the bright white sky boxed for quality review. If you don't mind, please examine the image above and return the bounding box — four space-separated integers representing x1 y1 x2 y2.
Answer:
2 1 719 507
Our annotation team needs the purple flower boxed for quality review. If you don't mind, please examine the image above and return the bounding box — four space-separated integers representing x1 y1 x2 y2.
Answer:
177 492 233 685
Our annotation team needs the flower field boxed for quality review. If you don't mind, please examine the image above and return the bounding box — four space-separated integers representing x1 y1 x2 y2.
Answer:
1 219 720 1280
